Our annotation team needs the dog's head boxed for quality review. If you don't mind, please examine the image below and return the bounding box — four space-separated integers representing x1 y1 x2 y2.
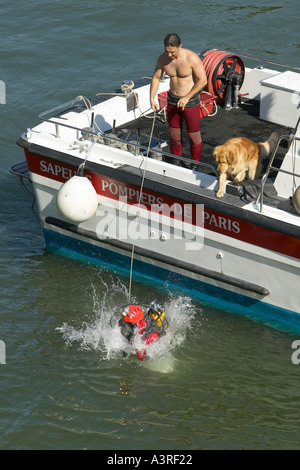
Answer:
214 144 236 174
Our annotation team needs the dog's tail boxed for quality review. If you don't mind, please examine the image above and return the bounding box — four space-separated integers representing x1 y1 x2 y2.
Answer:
259 131 278 158
256 132 279 177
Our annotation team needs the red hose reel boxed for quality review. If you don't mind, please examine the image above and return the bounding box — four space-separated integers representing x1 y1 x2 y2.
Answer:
200 49 245 108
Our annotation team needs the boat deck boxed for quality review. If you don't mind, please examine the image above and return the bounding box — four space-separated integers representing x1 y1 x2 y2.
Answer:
119 97 291 172
12 88 297 215
115 96 297 213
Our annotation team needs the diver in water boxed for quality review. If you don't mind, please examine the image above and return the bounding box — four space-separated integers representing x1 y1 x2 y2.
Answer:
118 301 168 360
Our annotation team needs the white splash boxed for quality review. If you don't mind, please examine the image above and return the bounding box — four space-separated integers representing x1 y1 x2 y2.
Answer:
56 275 196 370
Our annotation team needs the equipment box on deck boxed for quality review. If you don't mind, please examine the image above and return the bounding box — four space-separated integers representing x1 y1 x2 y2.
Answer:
260 70 300 127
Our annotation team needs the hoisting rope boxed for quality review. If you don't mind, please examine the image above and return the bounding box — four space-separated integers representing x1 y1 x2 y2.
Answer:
76 92 159 301
128 110 157 302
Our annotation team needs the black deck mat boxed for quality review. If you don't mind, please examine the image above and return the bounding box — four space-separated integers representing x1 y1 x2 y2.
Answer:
116 98 291 176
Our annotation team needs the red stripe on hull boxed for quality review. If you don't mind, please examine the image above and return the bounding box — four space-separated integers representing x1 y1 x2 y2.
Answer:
25 150 300 260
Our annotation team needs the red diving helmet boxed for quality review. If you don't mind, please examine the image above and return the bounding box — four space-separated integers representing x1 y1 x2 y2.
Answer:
121 305 144 326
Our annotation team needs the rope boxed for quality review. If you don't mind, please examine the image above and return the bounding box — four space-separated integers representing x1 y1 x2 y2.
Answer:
199 90 218 118
76 140 96 174
75 93 159 301
128 111 157 301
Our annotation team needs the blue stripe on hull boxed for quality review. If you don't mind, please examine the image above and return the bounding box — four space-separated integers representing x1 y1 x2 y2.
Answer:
44 228 300 333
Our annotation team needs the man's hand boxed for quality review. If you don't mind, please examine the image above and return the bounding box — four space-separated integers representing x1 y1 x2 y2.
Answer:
150 61 164 112
151 99 159 111
177 96 189 110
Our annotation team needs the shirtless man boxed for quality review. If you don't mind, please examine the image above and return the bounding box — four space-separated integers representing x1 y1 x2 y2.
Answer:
150 33 207 163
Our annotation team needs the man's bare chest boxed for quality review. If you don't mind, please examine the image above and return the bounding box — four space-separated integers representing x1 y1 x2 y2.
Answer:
164 60 192 79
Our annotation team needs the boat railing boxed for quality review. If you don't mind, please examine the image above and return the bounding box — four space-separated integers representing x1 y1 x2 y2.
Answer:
226 50 300 72
256 115 300 212
38 97 218 176
9 161 35 200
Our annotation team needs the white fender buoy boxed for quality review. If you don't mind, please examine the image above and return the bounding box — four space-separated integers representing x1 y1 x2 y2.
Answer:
57 175 98 223
292 186 300 215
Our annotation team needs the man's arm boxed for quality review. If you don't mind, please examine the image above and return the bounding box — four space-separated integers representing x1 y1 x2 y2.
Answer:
150 60 164 111
177 54 207 110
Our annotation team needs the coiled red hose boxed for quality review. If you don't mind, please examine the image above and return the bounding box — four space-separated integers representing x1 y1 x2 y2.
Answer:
201 49 244 101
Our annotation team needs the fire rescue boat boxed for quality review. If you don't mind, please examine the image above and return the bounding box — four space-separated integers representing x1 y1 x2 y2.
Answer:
10 49 300 331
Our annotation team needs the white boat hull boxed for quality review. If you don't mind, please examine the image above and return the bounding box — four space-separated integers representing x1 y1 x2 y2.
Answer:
30 163 300 328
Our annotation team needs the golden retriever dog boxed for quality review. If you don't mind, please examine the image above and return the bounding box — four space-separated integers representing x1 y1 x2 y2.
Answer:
214 132 278 197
